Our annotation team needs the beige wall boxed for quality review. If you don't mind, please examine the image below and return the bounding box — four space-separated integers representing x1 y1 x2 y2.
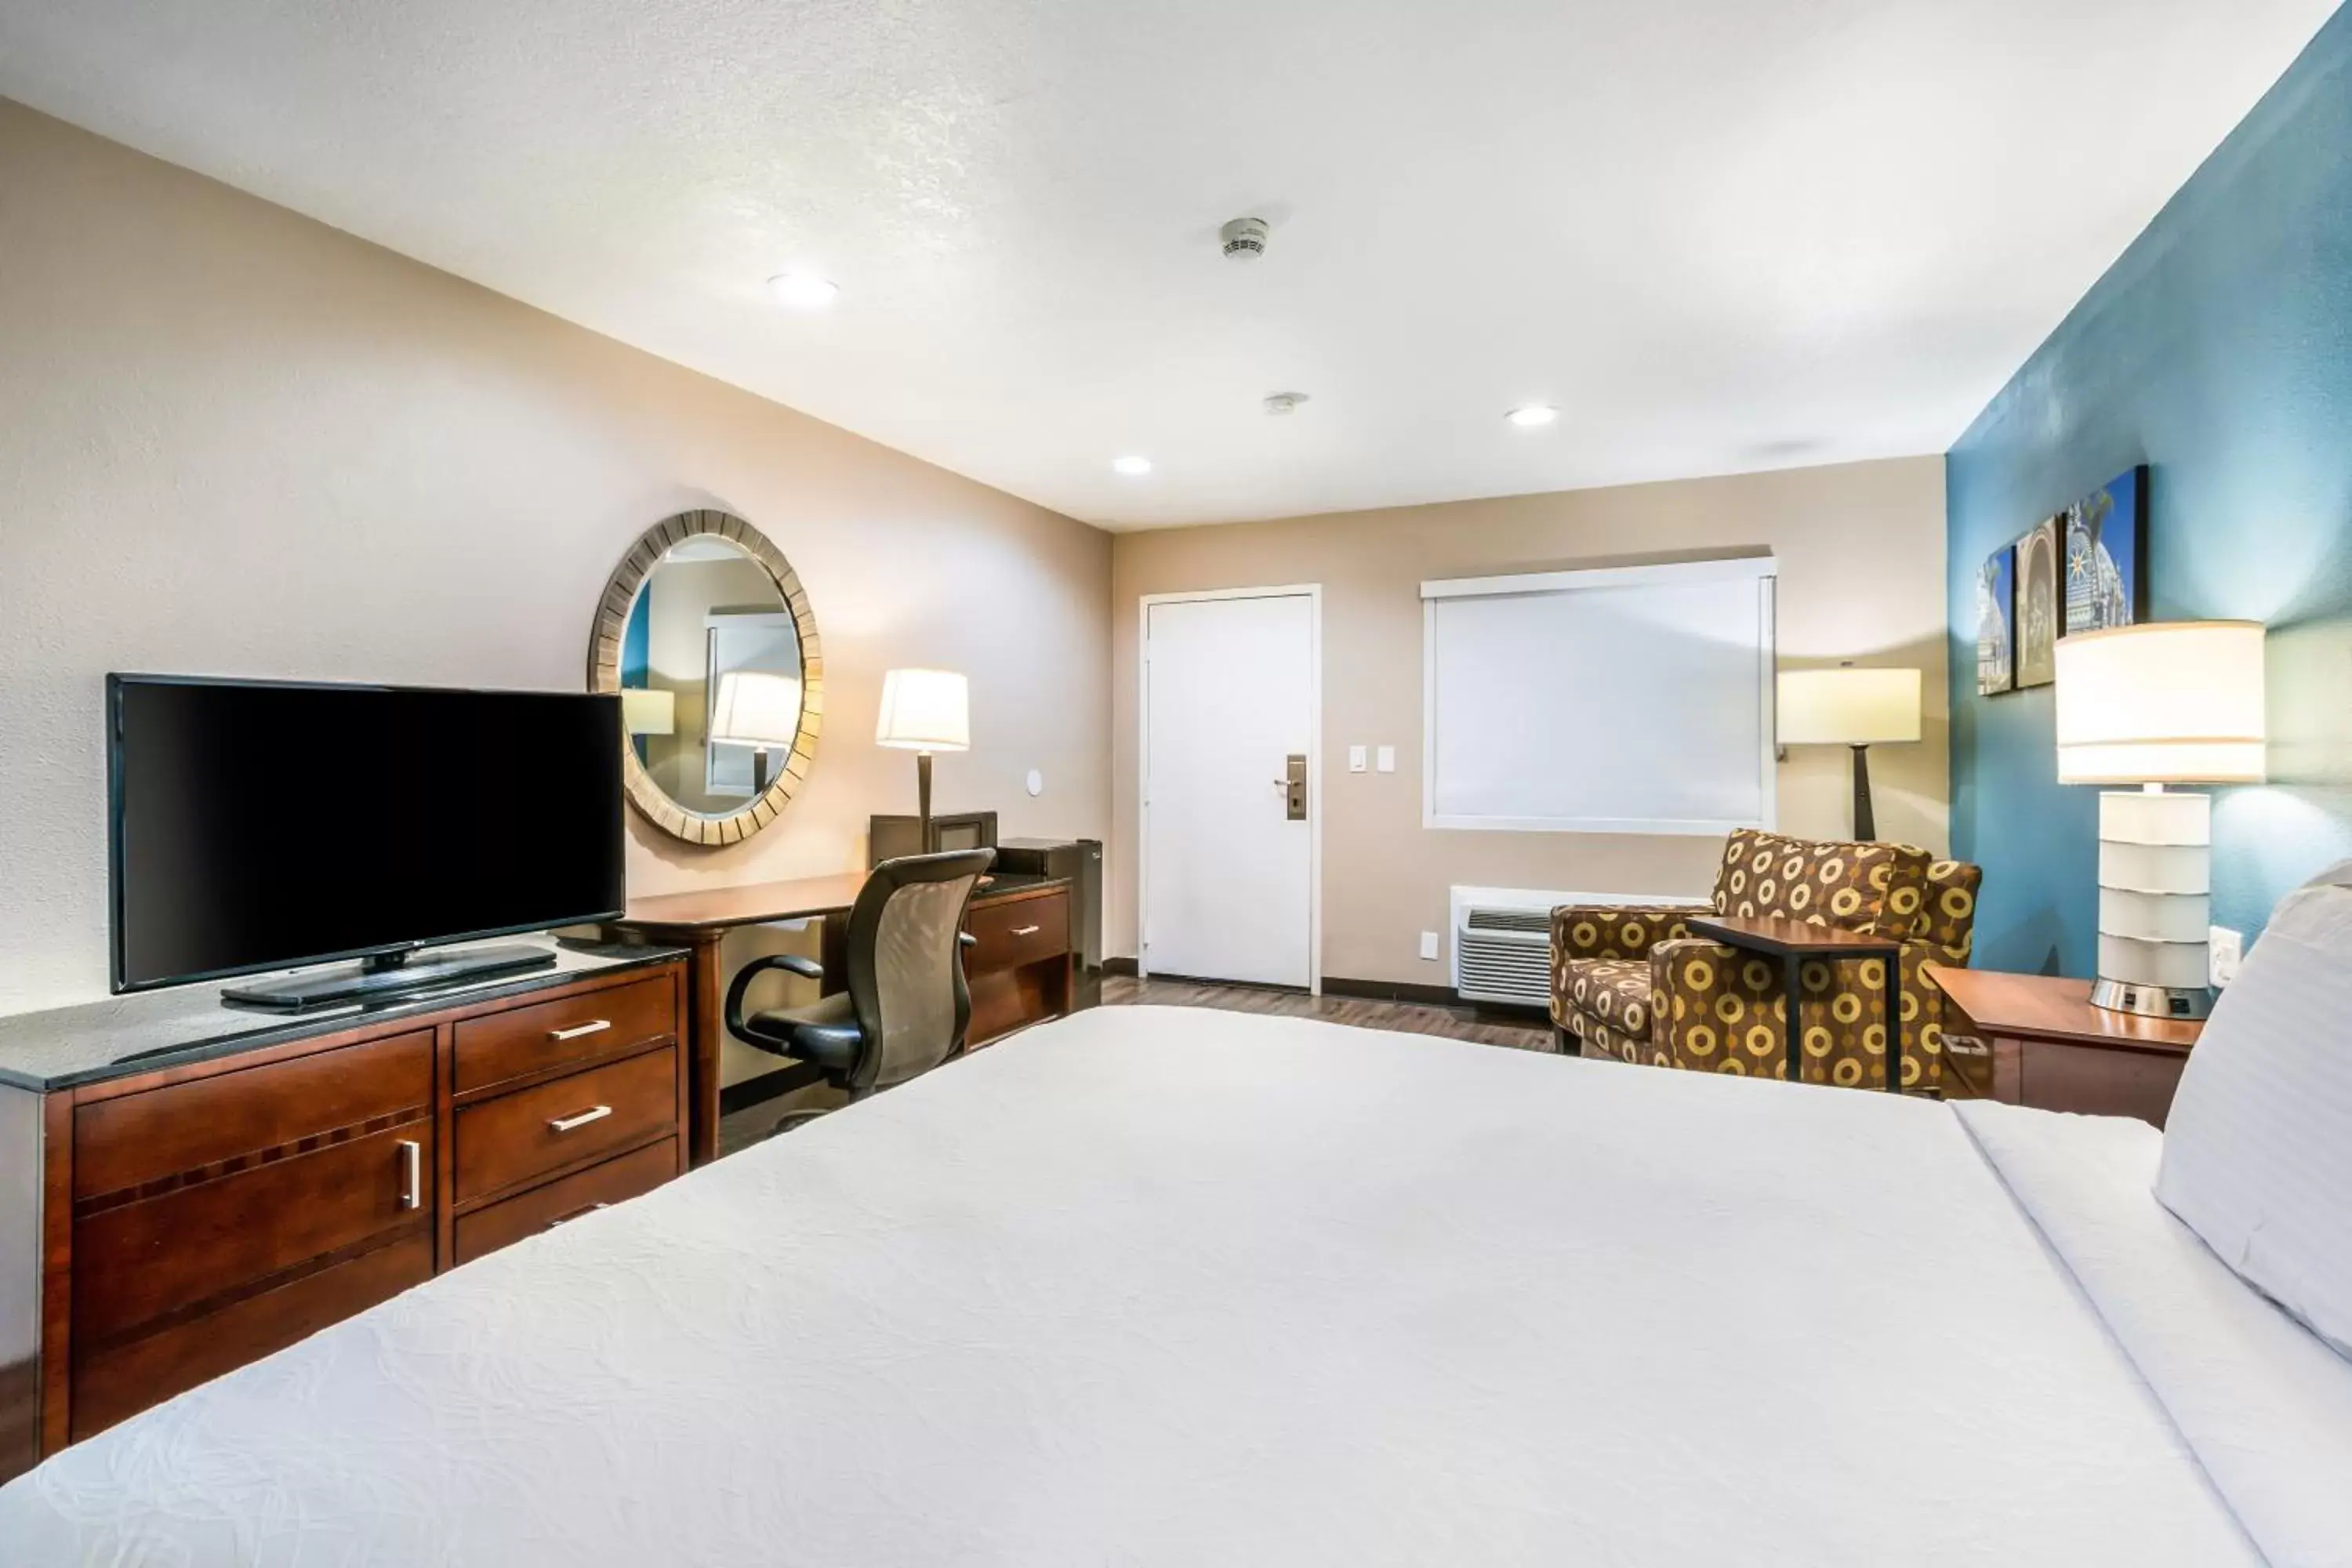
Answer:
0 100 1110 1015
1109 458 1948 985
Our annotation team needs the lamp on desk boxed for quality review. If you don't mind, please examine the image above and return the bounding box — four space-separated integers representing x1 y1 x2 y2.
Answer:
621 688 675 765
709 670 804 795
1777 665 1922 840
2056 620 2265 1021
875 668 970 852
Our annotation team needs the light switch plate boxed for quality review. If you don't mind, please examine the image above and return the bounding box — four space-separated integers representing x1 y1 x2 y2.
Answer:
1418 931 1440 961
1348 745 1367 774
2209 925 2244 987
1376 745 1396 773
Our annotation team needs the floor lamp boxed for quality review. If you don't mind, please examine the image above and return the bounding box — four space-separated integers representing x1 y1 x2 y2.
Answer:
1777 666 1922 840
2056 620 2266 1020
875 669 970 852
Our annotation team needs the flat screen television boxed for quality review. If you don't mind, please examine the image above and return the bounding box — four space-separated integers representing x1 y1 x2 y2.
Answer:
108 675 626 1010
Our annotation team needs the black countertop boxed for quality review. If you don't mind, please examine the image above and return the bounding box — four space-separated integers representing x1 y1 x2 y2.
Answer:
0 936 688 1093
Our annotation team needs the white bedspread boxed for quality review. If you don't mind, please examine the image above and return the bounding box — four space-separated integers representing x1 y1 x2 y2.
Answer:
0 1007 2302 1565
1958 1100 2352 1568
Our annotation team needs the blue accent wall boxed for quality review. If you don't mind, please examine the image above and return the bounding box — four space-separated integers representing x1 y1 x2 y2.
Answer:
1947 6 2352 975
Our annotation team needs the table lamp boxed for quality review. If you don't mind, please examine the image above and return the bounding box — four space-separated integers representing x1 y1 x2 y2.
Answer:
709 670 804 795
621 688 677 768
1777 666 1922 840
2055 620 2265 1019
874 668 970 851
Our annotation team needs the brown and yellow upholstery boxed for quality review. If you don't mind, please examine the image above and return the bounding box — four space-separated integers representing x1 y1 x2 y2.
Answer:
1548 829 1982 1093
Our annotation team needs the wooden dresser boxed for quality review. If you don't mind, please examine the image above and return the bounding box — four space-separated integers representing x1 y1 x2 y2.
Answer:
0 941 688 1483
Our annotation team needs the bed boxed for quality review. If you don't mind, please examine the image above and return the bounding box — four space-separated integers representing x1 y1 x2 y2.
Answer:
2 988 2347 1564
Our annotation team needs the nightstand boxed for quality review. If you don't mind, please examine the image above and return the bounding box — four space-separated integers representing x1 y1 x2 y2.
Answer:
1925 964 2203 1127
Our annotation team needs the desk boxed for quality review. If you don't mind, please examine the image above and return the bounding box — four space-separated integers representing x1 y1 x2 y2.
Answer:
607 873 1074 1164
1686 914 1907 1091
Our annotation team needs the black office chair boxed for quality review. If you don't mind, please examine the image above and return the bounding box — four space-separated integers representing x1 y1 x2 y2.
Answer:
724 849 996 1101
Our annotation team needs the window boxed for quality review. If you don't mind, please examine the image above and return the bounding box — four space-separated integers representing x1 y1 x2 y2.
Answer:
1421 557 1777 835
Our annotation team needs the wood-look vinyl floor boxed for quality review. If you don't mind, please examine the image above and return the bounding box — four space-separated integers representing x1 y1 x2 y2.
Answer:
1102 973 1555 1052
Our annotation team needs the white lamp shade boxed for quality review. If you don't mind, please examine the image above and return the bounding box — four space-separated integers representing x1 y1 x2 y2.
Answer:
875 668 970 752
708 670 804 749
2055 621 2266 784
1777 667 1922 746
620 688 675 738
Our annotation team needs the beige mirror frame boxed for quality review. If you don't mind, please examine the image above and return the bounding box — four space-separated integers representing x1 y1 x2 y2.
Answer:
589 509 824 846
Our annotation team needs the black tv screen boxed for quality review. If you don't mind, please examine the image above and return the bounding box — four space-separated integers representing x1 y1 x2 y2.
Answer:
108 676 626 993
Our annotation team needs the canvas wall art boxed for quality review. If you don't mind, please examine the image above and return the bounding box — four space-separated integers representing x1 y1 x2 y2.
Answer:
2013 516 2061 688
2063 466 2147 635
1976 543 2015 695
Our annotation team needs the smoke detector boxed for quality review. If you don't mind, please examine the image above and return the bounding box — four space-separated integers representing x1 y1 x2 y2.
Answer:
1263 391 1310 416
1220 216 1271 261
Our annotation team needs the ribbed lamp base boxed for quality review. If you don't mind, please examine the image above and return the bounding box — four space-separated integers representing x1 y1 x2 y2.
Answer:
2091 789 2215 1021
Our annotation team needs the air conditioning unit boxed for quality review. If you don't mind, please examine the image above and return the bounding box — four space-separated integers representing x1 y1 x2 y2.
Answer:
1449 886 1708 1007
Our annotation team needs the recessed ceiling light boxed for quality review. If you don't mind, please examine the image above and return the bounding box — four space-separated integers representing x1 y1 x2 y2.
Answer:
767 271 839 310
1112 456 1153 476
1506 404 1559 428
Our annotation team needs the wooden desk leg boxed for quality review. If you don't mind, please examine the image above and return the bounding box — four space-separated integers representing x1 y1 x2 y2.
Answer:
685 930 725 1169
1782 954 1804 1085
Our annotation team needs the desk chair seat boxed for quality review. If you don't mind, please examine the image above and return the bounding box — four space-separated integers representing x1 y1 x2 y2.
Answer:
724 849 995 1098
746 989 863 1073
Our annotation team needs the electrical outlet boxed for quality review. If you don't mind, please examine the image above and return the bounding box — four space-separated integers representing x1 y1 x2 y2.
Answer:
1376 745 1396 773
1418 931 1440 961
1348 745 1367 774
2209 925 2244 988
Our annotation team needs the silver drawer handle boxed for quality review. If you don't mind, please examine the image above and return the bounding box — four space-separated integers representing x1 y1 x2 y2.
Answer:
545 1200 612 1231
1011 925 1041 938
548 1105 614 1134
548 1019 612 1041
396 1139 422 1210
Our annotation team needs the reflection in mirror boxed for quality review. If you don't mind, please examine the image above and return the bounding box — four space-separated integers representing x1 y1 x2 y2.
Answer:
617 538 805 817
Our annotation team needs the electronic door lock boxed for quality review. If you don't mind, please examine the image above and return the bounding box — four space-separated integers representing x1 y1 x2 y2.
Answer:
1282 753 1307 821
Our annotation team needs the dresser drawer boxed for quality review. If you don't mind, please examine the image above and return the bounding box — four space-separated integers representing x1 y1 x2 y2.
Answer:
454 975 676 1094
74 1029 434 1200
72 1232 432 1440
453 1046 677 1203
453 1138 678 1265
74 1122 431 1347
967 891 1069 975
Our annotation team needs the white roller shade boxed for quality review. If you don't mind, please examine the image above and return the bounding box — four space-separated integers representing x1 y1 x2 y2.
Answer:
1422 558 1777 835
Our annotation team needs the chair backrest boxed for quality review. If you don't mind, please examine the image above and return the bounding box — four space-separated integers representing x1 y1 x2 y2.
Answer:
1709 827 1933 938
843 849 996 1091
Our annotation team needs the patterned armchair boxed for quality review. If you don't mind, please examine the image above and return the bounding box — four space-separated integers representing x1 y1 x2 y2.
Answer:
1550 829 1982 1093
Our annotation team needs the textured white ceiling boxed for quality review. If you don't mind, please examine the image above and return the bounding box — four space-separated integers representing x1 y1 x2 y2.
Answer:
0 1 2337 529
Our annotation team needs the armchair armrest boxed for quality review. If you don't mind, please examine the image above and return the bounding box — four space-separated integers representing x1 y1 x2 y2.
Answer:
724 953 828 1044
1551 904 1708 964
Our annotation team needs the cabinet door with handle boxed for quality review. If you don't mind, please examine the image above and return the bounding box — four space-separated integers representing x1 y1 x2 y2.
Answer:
73 1121 436 1350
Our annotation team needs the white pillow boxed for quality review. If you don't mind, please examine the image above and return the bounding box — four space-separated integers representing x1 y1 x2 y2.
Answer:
2154 863 2352 1356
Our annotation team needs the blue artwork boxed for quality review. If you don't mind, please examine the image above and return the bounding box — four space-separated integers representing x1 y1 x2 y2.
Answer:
2063 466 2147 635
1976 543 2015 695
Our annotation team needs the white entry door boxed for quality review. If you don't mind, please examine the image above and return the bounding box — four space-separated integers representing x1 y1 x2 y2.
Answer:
1142 589 1318 989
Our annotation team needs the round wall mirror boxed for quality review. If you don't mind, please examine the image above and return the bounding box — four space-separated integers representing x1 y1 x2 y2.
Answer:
588 510 822 846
